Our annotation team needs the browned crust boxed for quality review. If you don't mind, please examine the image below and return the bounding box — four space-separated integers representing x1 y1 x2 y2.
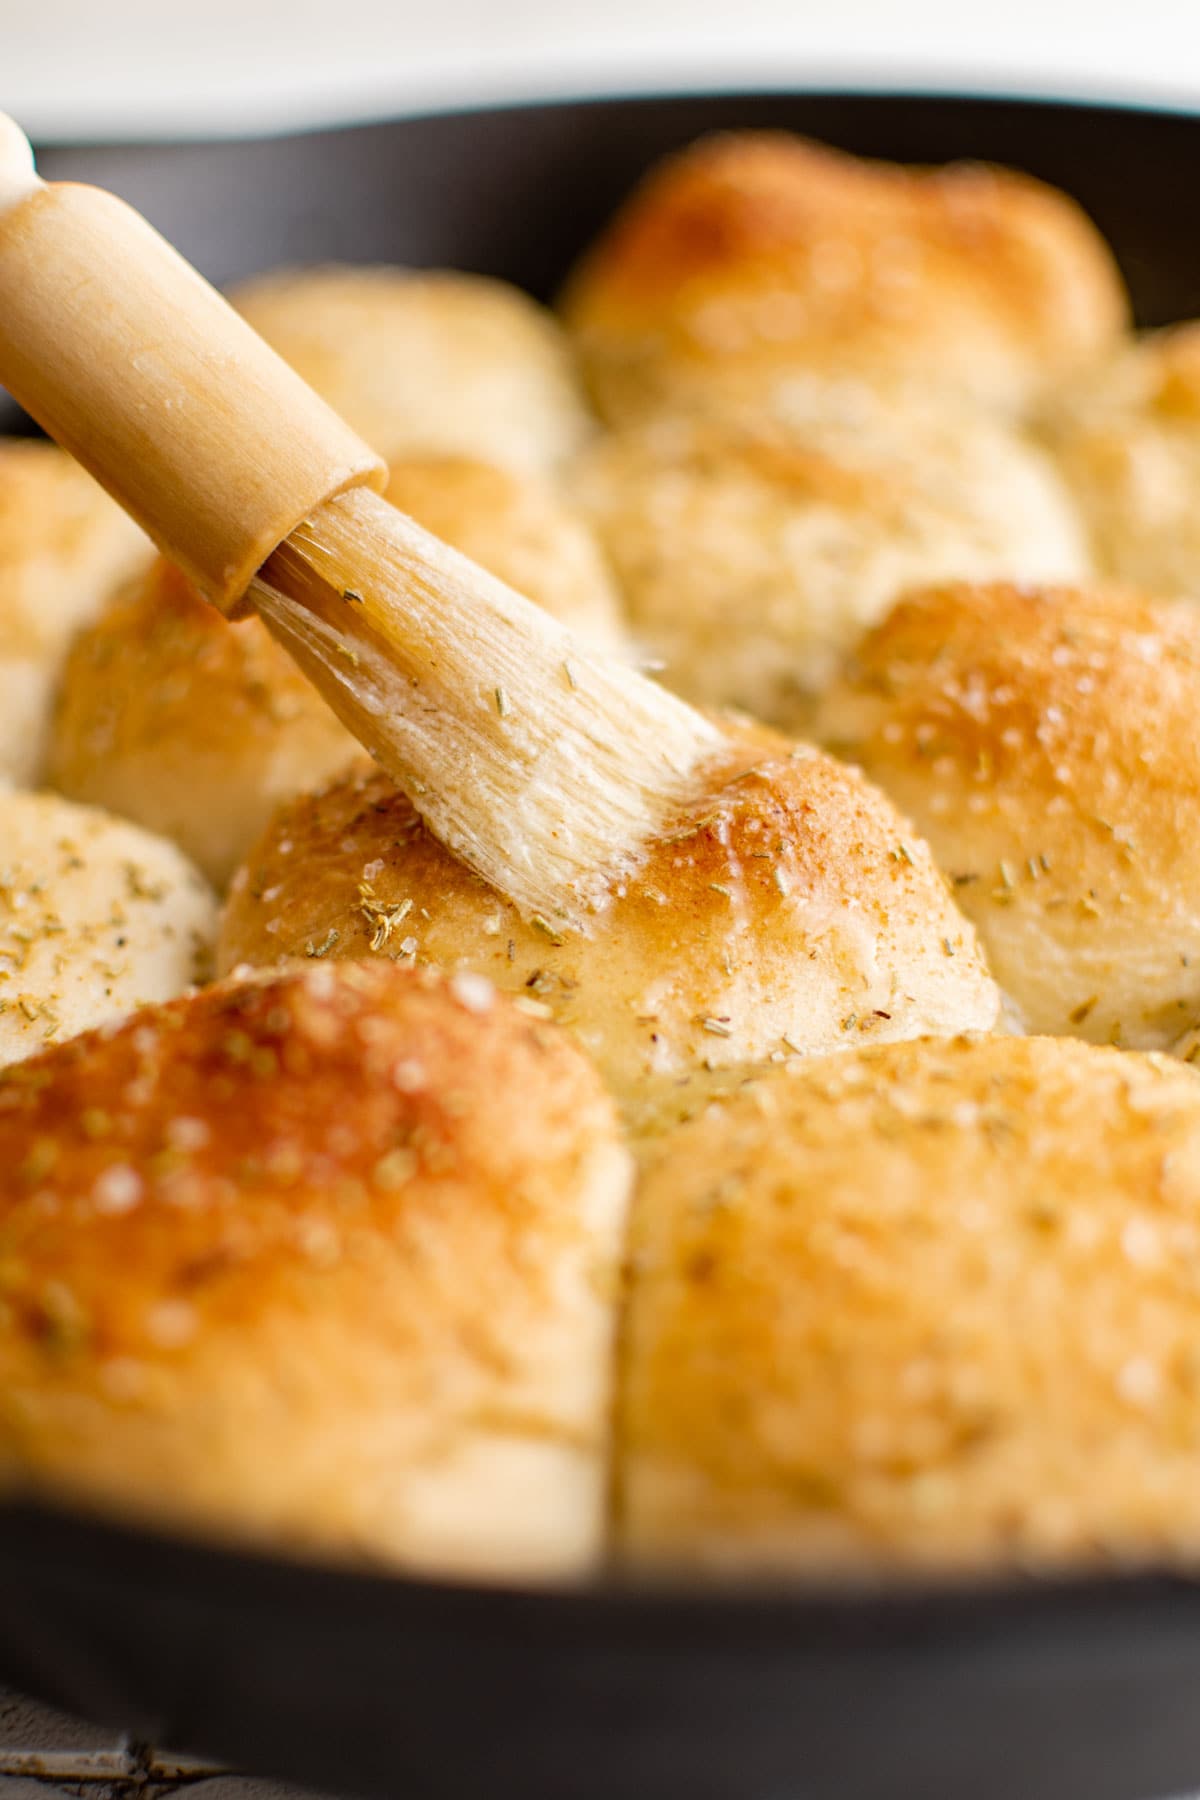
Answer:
0 960 628 1574
562 132 1129 417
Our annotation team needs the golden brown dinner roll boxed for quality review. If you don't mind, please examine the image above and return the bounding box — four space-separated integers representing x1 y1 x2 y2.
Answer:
220 721 1002 1119
0 440 148 784
48 560 359 890
1041 323 1200 595
232 264 595 475
561 132 1128 424
0 789 216 1064
815 581 1200 1051
623 1033 1200 1575
382 454 626 652
0 960 630 1579
573 403 1088 721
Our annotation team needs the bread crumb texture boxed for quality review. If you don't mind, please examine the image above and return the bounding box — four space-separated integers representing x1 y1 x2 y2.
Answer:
623 1033 1200 1574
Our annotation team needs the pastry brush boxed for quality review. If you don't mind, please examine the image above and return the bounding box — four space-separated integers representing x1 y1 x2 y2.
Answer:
0 114 720 927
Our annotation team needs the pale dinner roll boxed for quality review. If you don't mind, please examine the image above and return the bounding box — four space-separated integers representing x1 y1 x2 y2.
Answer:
561 132 1128 424
622 1033 1200 1575
0 441 148 784
573 403 1089 722
1041 323 1200 595
232 264 595 476
0 960 630 1579
382 454 626 652
48 560 360 890
219 721 1002 1121
0 790 216 1064
815 581 1200 1052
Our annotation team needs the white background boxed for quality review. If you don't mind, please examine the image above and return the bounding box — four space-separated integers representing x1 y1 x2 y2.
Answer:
3 0 1199 142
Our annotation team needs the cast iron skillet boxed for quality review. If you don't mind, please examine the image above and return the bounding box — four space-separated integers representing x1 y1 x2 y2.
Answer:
4 91 1200 1800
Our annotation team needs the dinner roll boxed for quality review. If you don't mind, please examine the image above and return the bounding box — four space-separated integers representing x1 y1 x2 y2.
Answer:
0 790 216 1064
573 403 1088 722
1041 323 1200 594
382 454 626 652
0 960 630 1579
48 560 359 890
219 722 1002 1120
561 132 1128 424
0 441 148 784
623 1033 1200 1574
815 581 1200 1051
232 265 594 475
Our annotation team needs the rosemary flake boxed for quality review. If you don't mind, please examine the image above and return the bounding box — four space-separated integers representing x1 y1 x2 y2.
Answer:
530 914 566 946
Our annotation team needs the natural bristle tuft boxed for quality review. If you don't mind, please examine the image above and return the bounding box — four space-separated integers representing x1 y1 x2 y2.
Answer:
252 488 722 923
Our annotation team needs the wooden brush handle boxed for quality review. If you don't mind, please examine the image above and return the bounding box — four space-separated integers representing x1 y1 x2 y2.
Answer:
0 115 386 615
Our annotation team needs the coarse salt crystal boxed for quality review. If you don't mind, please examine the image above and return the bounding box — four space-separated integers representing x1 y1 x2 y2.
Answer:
1117 1356 1161 1408
449 971 495 1014
167 1116 210 1152
1121 1215 1162 1268
93 1164 142 1215
146 1299 198 1349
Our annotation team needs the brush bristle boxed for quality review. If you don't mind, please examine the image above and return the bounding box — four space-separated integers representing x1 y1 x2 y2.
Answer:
251 487 722 926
